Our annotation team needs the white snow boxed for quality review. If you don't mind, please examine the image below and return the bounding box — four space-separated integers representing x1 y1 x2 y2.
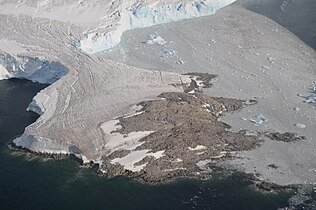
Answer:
100 120 122 135
150 150 165 159
164 167 187 172
146 34 166 45
1 0 315 185
0 51 67 84
100 119 154 154
13 135 90 164
0 39 28 55
27 89 58 119
79 0 236 53
123 105 145 118
188 145 207 151
0 64 9 79
172 158 183 163
111 150 150 172
111 149 165 172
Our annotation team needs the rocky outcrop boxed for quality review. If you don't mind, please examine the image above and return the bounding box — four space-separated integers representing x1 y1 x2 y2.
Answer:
98 74 262 182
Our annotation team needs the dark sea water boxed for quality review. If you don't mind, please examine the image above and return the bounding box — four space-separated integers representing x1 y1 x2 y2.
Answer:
240 0 316 50
1 1 316 207
0 79 300 210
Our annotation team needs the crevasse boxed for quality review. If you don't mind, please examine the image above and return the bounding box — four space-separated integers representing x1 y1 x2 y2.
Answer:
80 0 236 54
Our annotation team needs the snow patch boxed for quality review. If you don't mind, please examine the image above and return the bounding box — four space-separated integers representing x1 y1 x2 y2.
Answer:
100 119 154 154
111 149 165 172
123 104 145 118
188 145 207 151
164 167 187 172
172 158 183 163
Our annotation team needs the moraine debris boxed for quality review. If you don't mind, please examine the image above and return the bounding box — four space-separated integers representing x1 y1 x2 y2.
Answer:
99 73 263 182
265 132 306 143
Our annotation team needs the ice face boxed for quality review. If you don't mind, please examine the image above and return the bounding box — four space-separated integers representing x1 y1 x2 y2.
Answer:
0 52 68 84
79 0 236 53
0 0 236 54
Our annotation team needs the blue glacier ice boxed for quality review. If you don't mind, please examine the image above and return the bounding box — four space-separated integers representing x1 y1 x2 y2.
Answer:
80 0 236 54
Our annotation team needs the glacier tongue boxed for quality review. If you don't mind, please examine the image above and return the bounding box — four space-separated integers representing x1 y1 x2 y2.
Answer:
80 0 236 54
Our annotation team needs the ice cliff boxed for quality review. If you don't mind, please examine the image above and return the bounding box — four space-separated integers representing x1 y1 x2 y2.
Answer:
80 0 236 53
0 0 236 163
0 52 67 84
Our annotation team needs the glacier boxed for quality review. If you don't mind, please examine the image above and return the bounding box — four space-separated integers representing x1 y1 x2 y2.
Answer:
0 0 315 185
80 0 236 53
0 51 68 84
0 0 235 163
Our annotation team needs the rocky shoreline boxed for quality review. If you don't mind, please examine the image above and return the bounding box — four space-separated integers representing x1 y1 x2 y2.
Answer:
9 73 308 197
93 73 306 187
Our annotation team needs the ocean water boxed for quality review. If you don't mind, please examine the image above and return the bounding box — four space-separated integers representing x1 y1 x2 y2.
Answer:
240 0 316 50
0 78 300 210
1 1 315 208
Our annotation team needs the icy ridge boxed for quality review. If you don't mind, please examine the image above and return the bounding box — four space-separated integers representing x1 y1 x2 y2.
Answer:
80 0 236 53
0 52 67 84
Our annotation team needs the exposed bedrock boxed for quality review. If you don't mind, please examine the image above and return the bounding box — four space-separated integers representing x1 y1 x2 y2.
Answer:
103 1 316 185
97 75 264 182
0 0 314 187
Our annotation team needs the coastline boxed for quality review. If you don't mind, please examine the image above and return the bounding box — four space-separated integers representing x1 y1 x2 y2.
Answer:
104 2 316 186
0 0 314 196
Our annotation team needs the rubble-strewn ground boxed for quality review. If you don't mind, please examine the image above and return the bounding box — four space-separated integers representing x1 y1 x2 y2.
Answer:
96 75 309 184
99 78 261 182
105 0 316 185
0 0 315 191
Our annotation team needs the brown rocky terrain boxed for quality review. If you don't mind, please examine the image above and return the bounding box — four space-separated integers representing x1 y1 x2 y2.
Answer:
99 74 264 182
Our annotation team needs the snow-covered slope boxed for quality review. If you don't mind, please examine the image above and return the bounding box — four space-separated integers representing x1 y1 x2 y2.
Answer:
0 0 236 54
104 1 316 185
0 0 315 185
80 0 236 53
0 0 237 162
0 11 190 162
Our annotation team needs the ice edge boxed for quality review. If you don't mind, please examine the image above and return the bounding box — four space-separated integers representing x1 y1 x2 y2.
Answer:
80 0 236 54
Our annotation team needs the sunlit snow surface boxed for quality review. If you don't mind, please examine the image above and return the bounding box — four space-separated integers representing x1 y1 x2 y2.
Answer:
80 0 236 53
0 0 236 54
